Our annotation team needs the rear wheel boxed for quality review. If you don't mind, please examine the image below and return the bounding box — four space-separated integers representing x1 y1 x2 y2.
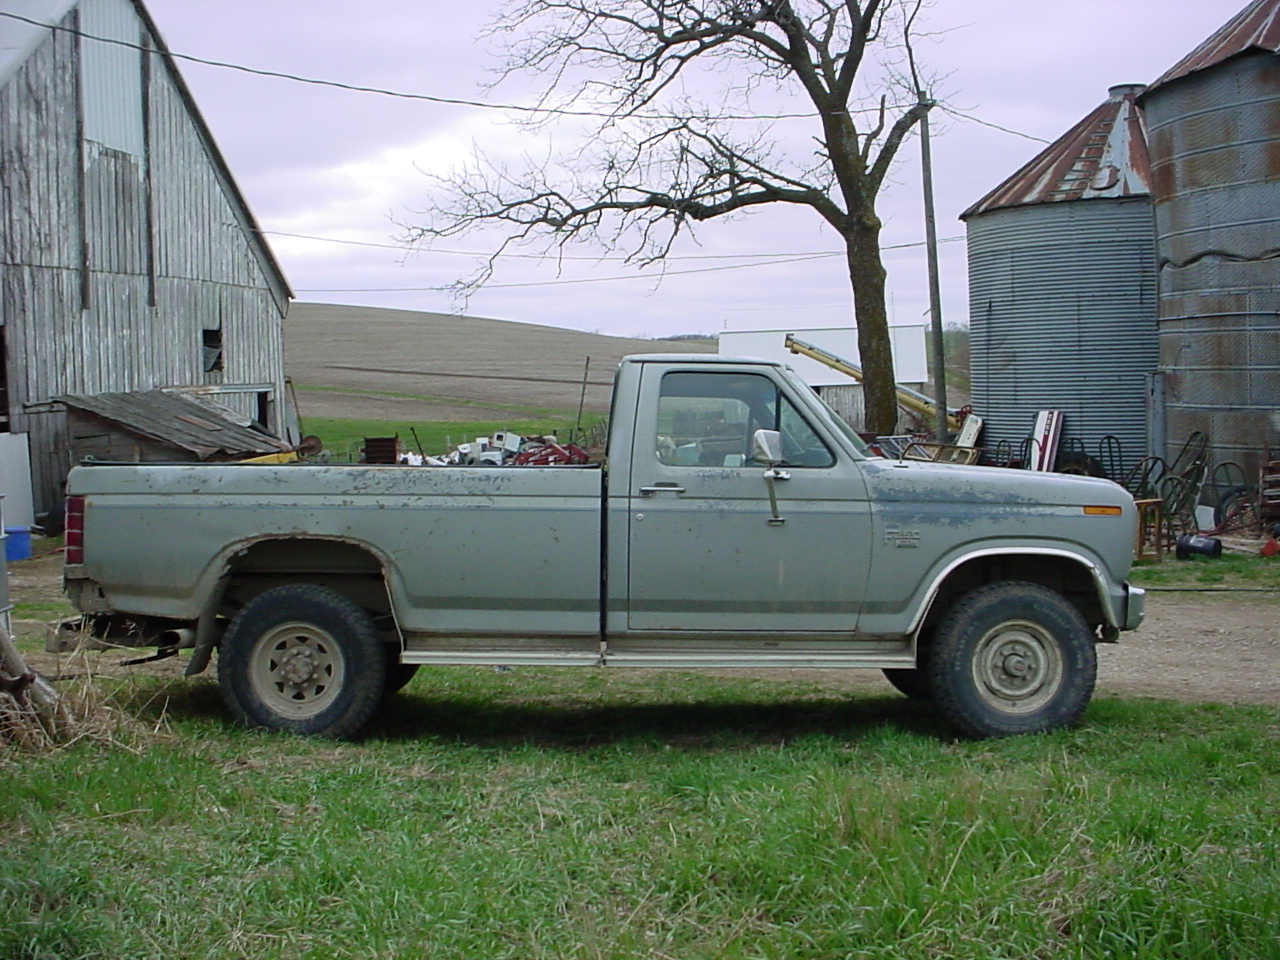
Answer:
882 668 932 699
217 584 386 738
929 582 1096 738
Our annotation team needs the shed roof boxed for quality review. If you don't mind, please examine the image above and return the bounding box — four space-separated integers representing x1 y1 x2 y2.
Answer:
1146 0 1280 93
962 85 1151 220
61 390 293 460
0 0 292 309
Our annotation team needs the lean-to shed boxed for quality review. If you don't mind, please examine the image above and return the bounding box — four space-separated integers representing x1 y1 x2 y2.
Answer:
0 0 292 518
961 85 1159 477
1139 0 1280 477
62 389 293 464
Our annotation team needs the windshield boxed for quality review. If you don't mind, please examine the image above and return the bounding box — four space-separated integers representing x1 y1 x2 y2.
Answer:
776 367 875 458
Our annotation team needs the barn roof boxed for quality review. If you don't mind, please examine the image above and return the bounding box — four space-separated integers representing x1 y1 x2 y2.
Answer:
0 0 75 86
1146 0 1280 93
0 0 291 309
962 85 1151 220
61 390 293 460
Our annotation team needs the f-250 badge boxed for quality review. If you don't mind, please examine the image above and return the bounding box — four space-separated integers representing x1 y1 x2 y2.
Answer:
884 529 921 548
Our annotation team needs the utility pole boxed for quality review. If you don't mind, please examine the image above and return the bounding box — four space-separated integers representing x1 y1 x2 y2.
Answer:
920 104 949 442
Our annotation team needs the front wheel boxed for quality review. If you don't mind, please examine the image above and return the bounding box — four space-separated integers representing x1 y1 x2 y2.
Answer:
930 582 1096 738
383 646 421 698
884 632 935 699
217 584 386 738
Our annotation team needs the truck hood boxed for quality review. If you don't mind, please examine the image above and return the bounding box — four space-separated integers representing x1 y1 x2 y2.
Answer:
861 457 1131 508
860 457 1137 586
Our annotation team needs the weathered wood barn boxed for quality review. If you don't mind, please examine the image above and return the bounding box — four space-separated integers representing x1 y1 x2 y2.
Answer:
0 0 292 519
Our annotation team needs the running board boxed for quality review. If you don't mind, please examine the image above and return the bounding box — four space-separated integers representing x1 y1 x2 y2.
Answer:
399 636 914 670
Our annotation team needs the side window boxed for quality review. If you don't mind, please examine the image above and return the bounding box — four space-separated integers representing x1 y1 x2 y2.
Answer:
655 372 834 468
656 373 761 466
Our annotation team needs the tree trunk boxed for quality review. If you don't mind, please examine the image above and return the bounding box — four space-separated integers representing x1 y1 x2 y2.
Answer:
844 221 898 435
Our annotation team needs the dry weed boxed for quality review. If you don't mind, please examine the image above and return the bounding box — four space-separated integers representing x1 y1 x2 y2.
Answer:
1 643 172 759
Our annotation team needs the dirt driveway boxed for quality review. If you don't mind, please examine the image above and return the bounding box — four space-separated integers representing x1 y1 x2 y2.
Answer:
1093 589 1278 705
8 550 1278 707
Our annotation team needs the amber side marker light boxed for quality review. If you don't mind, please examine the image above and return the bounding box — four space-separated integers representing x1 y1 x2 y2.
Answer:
1084 505 1123 516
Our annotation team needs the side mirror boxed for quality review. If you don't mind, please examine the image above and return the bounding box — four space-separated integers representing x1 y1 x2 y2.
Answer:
752 429 784 465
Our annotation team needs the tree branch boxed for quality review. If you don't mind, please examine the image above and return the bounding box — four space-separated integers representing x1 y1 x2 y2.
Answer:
421 0 943 432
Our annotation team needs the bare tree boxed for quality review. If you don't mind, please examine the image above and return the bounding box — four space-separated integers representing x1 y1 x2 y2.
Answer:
416 0 935 433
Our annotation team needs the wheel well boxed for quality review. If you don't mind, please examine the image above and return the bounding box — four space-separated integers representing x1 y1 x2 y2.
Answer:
918 554 1103 644
220 538 394 627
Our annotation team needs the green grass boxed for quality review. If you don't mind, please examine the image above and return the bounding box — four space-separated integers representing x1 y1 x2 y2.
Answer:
10 601 76 623
2 669 1277 959
300 416 603 462
1131 552 1280 590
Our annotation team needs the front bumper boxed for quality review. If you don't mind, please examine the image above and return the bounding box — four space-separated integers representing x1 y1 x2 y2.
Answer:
1123 583 1146 631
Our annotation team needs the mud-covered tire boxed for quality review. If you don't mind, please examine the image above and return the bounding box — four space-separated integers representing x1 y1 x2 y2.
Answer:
217 584 386 738
929 582 1096 738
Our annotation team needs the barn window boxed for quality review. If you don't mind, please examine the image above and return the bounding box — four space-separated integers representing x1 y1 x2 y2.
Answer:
202 329 224 372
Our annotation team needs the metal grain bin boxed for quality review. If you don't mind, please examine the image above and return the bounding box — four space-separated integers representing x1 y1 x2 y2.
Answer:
1140 0 1280 476
962 86 1160 476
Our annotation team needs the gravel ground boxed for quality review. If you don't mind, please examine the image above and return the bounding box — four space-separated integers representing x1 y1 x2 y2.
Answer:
1094 589 1279 705
10 550 1277 707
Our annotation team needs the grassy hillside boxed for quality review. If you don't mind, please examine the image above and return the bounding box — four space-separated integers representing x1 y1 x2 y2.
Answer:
285 303 714 423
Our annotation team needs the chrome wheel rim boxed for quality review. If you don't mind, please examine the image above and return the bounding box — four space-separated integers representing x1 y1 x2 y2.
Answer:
971 619 1064 715
247 621 346 719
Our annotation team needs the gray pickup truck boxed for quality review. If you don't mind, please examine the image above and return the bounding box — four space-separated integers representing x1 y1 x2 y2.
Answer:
62 354 1144 739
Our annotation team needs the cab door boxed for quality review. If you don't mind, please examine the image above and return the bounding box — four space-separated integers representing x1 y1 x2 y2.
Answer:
624 366 872 636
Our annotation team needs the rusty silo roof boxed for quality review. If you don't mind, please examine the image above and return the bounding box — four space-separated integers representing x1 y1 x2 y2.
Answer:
1146 0 1280 93
961 85 1151 220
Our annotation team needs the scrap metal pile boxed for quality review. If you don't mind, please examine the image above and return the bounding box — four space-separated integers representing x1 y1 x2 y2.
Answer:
377 431 591 467
443 431 591 466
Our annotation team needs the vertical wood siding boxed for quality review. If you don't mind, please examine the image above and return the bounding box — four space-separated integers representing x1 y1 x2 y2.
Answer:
0 1 288 513
0 26 81 271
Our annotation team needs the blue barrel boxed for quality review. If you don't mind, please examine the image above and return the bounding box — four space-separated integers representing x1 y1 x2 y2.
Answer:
5 526 32 562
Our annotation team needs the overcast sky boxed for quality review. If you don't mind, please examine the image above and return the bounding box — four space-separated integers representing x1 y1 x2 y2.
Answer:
139 0 1241 340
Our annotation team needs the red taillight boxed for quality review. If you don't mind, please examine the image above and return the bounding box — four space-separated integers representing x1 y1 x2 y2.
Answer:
64 495 85 564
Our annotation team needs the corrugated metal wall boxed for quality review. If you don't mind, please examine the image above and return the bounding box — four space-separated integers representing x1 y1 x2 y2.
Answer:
0 0 287 514
1143 51 1280 477
966 199 1159 474
79 0 144 156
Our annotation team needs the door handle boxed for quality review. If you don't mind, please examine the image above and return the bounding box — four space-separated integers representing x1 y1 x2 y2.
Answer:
639 484 686 496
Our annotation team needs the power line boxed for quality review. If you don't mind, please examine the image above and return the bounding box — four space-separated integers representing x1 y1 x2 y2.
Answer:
940 106 1050 144
296 252 837 291
266 229 813 261
0 9 1049 142
292 236 964 292
0 10 833 122
266 229 962 262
